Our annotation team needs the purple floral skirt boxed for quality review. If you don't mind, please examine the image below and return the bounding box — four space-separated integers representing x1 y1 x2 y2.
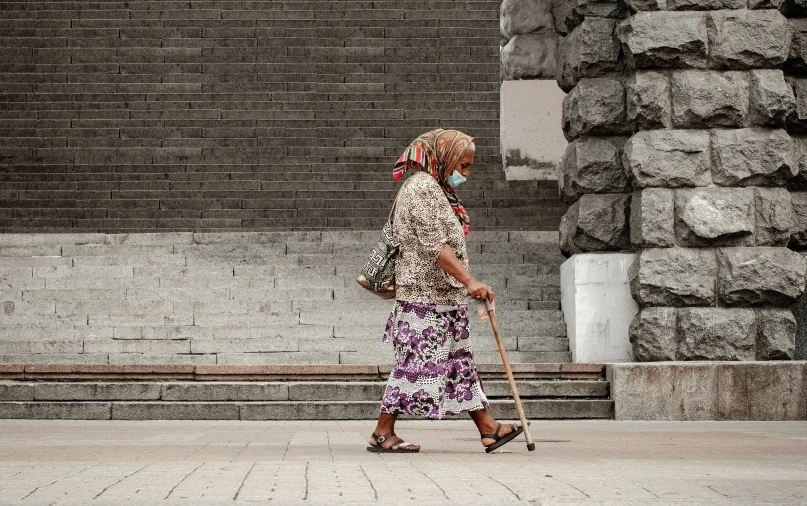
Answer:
380 300 489 419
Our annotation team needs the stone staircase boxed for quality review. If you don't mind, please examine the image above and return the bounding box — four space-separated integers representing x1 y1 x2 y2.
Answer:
0 364 613 420
0 230 568 365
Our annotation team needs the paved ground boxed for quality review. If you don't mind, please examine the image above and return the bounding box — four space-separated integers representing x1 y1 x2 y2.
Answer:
0 420 806 505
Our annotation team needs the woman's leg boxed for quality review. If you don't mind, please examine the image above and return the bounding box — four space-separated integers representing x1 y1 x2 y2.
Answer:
469 408 514 447
368 413 421 451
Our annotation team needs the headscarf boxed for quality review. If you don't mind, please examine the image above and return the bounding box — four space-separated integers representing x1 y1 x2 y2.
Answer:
393 129 474 235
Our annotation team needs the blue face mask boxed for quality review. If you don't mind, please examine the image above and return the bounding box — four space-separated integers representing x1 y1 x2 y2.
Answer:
447 170 467 188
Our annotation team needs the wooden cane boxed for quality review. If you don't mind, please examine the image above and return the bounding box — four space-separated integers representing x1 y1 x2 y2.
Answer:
484 298 536 451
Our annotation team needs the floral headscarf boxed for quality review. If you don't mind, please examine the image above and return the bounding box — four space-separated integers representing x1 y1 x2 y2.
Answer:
393 129 474 235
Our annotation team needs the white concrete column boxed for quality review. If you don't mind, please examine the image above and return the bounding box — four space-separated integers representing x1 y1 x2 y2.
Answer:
560 253 639 363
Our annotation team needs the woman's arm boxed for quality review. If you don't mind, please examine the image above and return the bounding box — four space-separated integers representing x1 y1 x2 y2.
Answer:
436 243 494 302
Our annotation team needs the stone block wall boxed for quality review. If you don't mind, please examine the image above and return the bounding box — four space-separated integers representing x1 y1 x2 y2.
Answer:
502 0 807 361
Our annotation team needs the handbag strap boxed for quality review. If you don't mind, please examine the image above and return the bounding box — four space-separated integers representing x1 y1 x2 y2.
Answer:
387 192 400 224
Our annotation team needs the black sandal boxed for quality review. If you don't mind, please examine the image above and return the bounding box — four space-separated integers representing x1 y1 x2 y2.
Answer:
481 422 529 453
366 432 420 453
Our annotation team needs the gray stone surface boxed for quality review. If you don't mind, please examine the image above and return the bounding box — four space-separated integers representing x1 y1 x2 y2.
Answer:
5 419 807 504
501 33 560 80
629 307 677 361
240 401 379 420
161 382 289 401
288 382 384 402
557 136 629 203
787 136 807 190
618 11 709 69
559 194 631 255
717 247 807 306
630 247 717 307
112 402 240 420
550 0 581 35
623 130 711 188
574 0 630 18
786 19 807 73
0 383 34 401
788 78 807 134
558 18 622 91
34 383 162 401
627 71 672 130
670 71 748 128
749 69 796 127
630 188 675 248
790 191 807 249
677 308 757 361
711 128 795 187
562 77 629 140
608 363 718 420
718 363 806 420
500 0 555 40
755 187 793 247
791 276 807 359
675 187 755 247
756 308 797 360
707 10 790 70
666 0 744 9
0 402 112 420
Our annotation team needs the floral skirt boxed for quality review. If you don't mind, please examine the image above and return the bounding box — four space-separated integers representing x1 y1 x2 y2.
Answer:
380 300 489 420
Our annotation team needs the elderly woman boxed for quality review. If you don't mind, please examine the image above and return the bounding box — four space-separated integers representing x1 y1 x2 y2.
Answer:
367 129 526 454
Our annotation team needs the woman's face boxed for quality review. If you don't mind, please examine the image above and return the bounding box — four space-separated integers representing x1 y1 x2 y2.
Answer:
451 148 474 179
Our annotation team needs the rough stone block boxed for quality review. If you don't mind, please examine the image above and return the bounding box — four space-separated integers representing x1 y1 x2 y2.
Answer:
629 307 677 361
675 187 755 247
551 0 582 36
749 0 785 8
618 12 709 69
717 247 807 306
677 308 757 361
627 71 672 130
755 308 797 360
629 247 717 306
501 33 560 80
707 10 790 70
749 69 796 127
755 188 793 247
557 136 629 203
623 130 711 188
787 137 807 191
500 0 555 40
711 128 795 187
559 194 631 256
787 78 807 134
791 192 807 249
558 18 622 91
630 188 675 248
717 363 806 420
666 0 744 9
786 19 807 74
575 0 630 18
671 71 748 128
623 0 664 10
562 78 628 140
608 363 719 420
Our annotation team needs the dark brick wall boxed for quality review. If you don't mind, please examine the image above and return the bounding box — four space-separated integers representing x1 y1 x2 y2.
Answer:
0 1 565 232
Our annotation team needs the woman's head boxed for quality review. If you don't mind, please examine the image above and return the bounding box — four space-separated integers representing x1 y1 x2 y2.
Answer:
393 129 475 186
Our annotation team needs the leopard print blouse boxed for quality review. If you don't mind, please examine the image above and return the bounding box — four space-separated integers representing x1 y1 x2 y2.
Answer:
393 171 469 305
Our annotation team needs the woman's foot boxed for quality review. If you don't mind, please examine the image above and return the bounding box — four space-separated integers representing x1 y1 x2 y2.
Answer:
479 420 515 448
367 432 420 452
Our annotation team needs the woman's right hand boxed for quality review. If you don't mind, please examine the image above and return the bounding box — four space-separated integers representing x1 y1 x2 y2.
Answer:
466 278 494 303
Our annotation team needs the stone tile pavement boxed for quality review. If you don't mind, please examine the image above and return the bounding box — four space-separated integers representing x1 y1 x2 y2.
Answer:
0 419 805 505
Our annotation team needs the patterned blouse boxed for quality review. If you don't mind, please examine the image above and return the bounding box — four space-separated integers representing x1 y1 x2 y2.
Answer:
393 171 469 306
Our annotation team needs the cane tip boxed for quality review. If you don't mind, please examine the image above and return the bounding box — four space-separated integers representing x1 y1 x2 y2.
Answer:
527 443 536 451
